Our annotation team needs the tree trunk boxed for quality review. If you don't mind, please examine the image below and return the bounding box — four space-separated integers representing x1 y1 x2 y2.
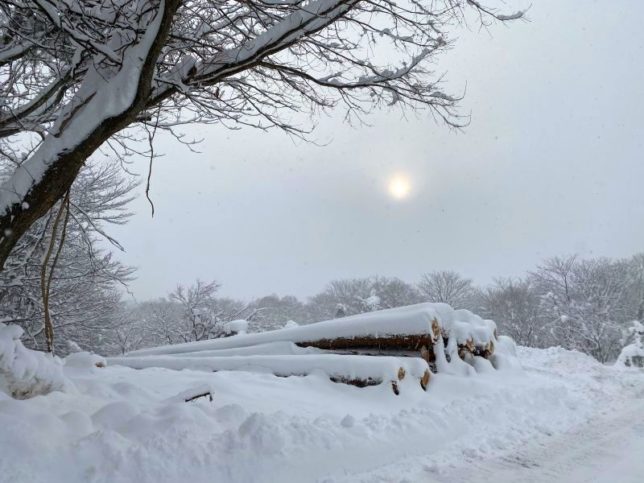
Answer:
0 0 180 271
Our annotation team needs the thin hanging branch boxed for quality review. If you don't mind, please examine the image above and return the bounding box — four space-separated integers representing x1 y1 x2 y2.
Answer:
39 189 71 354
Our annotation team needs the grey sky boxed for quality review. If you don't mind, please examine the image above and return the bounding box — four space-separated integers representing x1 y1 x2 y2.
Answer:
109 0 644 301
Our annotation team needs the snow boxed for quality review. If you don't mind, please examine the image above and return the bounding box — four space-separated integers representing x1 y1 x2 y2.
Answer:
1 340 643 482
0 323 73 399
616 320 644 368
223 319 249 335
163 341 319 358
64 351 106 369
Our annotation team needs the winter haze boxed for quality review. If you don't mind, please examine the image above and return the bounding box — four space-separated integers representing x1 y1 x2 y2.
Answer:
109 0 644 301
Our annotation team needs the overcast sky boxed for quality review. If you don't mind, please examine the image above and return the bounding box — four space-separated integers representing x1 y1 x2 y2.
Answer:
109 0 644 302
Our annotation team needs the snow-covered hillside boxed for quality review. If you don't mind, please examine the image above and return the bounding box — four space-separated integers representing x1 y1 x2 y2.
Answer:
1 343 642 483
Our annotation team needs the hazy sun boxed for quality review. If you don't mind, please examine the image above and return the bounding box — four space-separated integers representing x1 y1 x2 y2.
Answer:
387 174 412 200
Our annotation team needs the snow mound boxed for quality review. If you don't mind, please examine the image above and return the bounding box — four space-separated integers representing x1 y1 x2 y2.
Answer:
64 351 107 369
616 321 644 369
0 323 73 399
223 319 249 335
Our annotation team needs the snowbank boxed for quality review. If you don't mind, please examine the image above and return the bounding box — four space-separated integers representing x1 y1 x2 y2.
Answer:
0 323 73 399
1 346 641 482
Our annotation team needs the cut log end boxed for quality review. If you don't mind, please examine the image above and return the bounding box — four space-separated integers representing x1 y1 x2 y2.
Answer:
420 369 431 391
431 318 441 343
397 366 406 381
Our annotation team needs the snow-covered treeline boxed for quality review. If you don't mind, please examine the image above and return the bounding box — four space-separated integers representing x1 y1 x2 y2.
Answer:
105 255 644 363
480 255 644 362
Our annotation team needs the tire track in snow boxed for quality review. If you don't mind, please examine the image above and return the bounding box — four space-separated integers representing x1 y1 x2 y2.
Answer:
427 396 644 483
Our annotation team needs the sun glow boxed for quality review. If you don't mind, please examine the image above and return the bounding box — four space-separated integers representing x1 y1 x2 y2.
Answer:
387 174 412 200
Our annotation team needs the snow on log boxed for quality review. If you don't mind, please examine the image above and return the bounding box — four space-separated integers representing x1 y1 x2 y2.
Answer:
167 341 321 358
108 354 429 394
127 303 446 358
126 303 498 373
435 307 497 357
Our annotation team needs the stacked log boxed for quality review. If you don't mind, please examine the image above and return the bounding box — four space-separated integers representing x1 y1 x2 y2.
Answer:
107 354 420 395
117 303 501 393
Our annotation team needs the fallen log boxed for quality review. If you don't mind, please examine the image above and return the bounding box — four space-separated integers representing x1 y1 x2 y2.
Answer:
108 354 428 394
127 304 444 358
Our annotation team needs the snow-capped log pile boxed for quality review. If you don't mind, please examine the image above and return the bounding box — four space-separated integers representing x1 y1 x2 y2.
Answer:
128 303 498 364
129 303 449 357
0 323 73 399
111 304 508 393
108 354 431 395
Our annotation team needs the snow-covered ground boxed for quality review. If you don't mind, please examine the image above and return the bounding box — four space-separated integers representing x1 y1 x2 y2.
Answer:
1 346 642 483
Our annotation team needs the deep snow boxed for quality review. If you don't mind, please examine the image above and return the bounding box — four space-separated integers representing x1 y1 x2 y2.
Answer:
1 345 642 483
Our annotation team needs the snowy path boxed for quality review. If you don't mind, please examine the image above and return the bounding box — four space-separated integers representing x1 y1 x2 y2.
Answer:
330 350 644 483
420 396 644 483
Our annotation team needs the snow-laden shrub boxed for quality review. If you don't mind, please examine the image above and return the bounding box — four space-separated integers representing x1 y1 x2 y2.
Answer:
616 321 644 369
283 320 299 329
0 323 73 399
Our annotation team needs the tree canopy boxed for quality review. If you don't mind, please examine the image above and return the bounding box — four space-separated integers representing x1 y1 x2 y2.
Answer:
0 0 522 268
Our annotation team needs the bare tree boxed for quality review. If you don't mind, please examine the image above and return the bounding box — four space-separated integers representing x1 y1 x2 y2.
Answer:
0 159 135 353
308 276 419 320
170 279 255 341
625 253 644 322
530 256 631 362
480 278 545 347
0 0 523 269
248 294 311 331
417 270 475 309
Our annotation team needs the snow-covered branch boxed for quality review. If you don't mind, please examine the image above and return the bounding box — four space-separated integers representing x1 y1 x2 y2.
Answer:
0 0 524 270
